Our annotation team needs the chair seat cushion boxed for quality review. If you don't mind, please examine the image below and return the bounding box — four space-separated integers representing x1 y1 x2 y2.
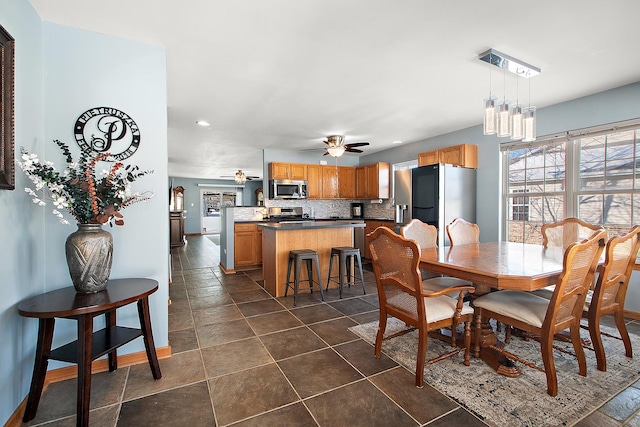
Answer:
387 292 473 323
531 285 554 299
473 290 550 328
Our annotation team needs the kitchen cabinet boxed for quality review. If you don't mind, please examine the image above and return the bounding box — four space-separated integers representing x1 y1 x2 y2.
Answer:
170 211 185 247
268 162 307 180
418 144 478 168
338 166 356 199
322 166 339 198
234 223 262 269
364 220 393 259
356 162 390 199
306 164 322 198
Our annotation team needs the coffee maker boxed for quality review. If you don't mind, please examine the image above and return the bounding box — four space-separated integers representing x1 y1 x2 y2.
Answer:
351 202 364 219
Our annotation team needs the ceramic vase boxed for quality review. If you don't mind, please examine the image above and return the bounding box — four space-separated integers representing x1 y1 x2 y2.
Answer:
65 223 113 293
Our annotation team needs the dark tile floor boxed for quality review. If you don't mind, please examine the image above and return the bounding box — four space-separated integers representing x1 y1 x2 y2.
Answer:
22 235 640 426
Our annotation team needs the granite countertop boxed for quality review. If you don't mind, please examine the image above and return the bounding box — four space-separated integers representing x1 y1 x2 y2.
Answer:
257 220 365 230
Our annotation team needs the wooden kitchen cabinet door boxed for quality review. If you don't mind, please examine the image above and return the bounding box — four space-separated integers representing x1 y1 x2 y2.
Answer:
322 166 339 198
356 166 367 199
418 150 440 166
289 163 307 180
366 162 390 199
338 166 356 199
439 144 478 168
306 164 322 198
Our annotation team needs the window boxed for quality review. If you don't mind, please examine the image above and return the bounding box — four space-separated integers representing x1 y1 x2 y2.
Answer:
503 120 640 243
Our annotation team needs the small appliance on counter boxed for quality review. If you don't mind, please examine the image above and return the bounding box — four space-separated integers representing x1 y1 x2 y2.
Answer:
351 202 364 219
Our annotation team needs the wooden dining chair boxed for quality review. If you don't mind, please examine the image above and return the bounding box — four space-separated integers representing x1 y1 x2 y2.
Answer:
584 225 640 372
473 229 606 396
401 218 474 293
368 226 475 388
541 217 604 249
446 218 480 246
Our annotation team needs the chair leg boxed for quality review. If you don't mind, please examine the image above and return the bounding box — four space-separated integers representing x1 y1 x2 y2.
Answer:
326 252 335 291
588 312 607 372
463 319 471 366
375 313 387 358
313 254 324 301
540 331 558 397
285 257 293 297
338 253 346 299
416 327 427 388
570 322 587 377
615 309 633 359
505 324 512 344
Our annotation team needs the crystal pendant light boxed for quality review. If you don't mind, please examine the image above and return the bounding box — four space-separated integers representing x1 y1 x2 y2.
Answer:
483 52 496 135
511 74 524 140
497 67 511 137
522 78 536 142
523 107 536 142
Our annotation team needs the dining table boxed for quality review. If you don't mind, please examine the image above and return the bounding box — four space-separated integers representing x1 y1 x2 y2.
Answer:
419 241 566 377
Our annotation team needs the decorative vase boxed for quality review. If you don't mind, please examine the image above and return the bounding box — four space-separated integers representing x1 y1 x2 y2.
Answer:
65 223 113 293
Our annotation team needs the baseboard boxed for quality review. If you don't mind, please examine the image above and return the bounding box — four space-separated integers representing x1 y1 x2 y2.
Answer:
220 263 235 274
624 310 640 321
5 346 171 427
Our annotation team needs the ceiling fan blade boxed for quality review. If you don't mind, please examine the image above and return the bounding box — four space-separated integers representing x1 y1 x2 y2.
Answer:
345 148 364 153
345 142 369 148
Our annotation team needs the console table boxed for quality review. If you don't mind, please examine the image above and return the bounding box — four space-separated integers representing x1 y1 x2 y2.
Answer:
18 278 162 427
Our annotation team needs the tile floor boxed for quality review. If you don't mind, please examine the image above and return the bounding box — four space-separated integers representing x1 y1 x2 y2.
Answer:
21 235 640 426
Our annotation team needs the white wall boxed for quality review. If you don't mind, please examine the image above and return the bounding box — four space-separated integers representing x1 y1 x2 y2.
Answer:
0 6 168 424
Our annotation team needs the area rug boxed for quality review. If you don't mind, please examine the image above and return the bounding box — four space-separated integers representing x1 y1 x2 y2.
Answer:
350 318 640 427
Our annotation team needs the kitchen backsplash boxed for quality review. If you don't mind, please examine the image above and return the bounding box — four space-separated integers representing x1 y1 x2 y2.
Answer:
232 199 394 221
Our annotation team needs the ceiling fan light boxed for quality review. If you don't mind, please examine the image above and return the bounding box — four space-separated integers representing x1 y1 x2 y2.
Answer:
235 170 247 184
327 146 346 157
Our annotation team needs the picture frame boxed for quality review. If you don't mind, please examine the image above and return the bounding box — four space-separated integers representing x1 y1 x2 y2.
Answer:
0 24 15 190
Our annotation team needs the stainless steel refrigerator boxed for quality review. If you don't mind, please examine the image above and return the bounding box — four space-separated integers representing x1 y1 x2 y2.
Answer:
394 164 476 246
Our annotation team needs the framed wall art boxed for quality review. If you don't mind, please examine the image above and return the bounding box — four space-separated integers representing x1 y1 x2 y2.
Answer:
0 24 15 190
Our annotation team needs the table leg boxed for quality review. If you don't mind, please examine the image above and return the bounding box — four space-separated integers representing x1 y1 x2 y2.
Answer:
137 297 162 379
77 314 94 427
22 317 55 422
105 310 117 371
471 284 521 377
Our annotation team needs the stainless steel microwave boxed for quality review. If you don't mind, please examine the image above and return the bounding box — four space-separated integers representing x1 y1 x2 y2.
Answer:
269 179 308 199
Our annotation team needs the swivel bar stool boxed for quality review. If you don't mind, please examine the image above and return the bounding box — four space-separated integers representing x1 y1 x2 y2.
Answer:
285 249 324 306
326 246 366 298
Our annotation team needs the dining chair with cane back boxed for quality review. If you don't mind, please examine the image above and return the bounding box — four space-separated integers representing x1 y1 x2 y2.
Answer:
584 225 640 372
368 226 475 387
401 219 474 293
446 218 480 246
472 229 607 396
541 217 605 249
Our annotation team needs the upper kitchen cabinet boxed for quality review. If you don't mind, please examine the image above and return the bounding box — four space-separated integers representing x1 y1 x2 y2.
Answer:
337 166 356 199
418 143 478 168
269 162 307 180
306 164 322 198
356 162 390 199
322 166 339 198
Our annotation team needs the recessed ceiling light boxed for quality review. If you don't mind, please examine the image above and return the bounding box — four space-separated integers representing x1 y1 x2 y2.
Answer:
196 120 210 127
392 140 402 144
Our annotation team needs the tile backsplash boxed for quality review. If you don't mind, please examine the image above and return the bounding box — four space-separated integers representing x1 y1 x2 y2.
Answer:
233 199 394 221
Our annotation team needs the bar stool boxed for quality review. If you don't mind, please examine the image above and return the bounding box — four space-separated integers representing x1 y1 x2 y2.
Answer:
326 246 366 298
285 249 324 306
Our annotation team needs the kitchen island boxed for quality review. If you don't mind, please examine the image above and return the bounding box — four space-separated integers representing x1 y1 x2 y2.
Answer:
258 220 365 297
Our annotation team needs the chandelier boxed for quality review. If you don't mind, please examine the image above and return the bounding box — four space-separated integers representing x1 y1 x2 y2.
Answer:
479 49 540 142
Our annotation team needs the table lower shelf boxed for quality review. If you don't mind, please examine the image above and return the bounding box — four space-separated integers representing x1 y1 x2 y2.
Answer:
48 326 143 364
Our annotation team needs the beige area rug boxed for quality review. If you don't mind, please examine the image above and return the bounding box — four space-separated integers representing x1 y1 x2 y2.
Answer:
350 318 640 427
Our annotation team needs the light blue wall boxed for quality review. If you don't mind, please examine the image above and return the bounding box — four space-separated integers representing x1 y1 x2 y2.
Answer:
0 8 168 424
0 1 45 424
169 177 264 234
41 23 168 361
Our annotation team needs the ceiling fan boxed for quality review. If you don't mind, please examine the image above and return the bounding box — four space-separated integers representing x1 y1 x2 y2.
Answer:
306 135 370 157
221 170 260 183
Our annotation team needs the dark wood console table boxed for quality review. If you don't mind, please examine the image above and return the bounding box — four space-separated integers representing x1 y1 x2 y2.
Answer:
18 278 162 427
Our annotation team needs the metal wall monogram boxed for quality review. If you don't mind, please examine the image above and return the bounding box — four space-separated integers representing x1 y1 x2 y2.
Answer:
74 107 141 161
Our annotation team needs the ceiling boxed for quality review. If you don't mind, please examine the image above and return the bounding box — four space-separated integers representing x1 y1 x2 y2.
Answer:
29 0 640 181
